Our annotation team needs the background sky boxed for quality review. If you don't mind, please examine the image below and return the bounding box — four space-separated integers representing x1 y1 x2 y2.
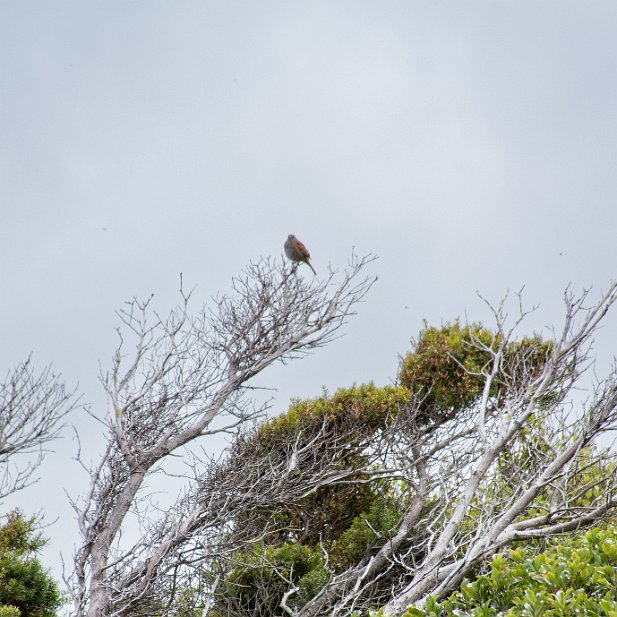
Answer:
1 0 616 587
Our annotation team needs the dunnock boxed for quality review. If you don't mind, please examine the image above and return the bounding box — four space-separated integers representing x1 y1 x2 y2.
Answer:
284 234 316 275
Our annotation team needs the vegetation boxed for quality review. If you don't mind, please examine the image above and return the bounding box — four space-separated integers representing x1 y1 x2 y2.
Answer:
0 510 62 617
404 526 617 617
4 259 615 617
201 313 616 616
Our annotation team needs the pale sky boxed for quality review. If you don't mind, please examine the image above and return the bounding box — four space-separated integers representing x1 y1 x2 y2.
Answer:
1 1 616 586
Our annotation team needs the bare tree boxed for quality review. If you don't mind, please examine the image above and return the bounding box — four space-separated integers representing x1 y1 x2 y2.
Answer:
188 284 617 617
66 254 376 617
0 358 76 501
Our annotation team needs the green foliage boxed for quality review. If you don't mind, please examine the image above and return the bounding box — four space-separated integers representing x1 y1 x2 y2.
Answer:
235 384 412 547
330 492 405 568
398 321 552 426
0 513 45 556
0 511 62 617
211 543 326 617
212 385 414 616
259 383 412 444
405 526 617 617
399 322 497 424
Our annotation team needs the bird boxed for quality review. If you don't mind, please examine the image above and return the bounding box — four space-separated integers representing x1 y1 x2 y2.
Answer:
284 234 316 275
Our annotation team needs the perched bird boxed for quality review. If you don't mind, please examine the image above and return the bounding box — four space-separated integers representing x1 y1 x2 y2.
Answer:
284 234 316 275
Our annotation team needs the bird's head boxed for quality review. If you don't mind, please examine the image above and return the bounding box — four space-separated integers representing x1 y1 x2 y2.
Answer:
287 234 296 240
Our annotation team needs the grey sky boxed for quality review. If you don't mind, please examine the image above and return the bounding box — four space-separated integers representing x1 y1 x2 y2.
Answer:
1 1 616 584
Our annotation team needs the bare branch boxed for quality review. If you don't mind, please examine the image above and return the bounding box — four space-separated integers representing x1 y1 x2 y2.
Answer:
0 358 77 501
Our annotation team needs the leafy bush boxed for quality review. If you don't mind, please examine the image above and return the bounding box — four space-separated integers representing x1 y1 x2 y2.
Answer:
404 526 617 617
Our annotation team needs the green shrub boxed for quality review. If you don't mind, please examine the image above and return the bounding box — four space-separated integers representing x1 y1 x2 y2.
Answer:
211 542 326 617
233 384 412 547
404 526 617 617
399 322 497 423
399 322 552 426
258 383 412 444
330 492 405 568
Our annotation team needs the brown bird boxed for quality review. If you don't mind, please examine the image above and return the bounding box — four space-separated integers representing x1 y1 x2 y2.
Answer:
284 234 316 275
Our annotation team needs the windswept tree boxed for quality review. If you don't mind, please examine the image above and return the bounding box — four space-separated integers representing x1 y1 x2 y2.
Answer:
176 284 617 617
0 359 76 502
65 263 617 616
67 255 376 617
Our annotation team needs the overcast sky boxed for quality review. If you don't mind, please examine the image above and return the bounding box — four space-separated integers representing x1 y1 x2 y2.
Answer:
1 1 616 584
